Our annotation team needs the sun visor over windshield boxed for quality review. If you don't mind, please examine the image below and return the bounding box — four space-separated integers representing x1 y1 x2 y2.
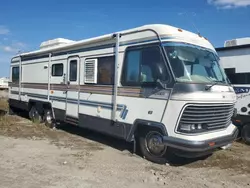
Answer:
199 57 212 68
176 48 196 62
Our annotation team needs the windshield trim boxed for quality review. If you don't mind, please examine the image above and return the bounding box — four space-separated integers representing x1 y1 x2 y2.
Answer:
162 41 229 85
163 41 216 54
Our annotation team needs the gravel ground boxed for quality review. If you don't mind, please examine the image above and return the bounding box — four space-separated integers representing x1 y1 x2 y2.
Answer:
0 90 8 99
0 99 250 188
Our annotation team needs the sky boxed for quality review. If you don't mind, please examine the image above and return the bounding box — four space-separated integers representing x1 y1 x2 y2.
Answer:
0 0 250 77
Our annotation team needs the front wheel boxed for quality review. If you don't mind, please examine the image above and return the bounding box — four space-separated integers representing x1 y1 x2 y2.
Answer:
241 124 250 145
138 129 168 164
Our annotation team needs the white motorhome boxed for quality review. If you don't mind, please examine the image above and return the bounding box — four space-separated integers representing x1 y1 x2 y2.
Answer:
216 37 250 144
8 24 238 163
0 77 9 89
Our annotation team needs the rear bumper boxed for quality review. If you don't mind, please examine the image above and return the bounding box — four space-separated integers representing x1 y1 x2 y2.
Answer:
163 128 238 156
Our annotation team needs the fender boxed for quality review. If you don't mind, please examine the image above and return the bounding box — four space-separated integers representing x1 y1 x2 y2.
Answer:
126 119 168 142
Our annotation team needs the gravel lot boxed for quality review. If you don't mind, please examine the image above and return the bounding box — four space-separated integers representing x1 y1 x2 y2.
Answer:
0 90 8 99
0 98 250 188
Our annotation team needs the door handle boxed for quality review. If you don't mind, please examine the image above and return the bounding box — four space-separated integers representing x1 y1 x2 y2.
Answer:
63 91 67 94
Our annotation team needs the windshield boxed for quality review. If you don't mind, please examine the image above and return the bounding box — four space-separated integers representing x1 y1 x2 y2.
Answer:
164 42 228 84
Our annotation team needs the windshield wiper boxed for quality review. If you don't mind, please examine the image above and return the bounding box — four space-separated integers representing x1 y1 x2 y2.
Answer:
205 81 224 91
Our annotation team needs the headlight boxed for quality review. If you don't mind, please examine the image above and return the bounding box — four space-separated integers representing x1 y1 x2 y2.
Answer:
177 123 208 133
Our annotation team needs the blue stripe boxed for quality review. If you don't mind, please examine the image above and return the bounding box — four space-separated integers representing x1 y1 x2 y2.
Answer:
13 91 126 111
120 36 173 47
122 109 128 119
19 36 175 62
11 91 129 119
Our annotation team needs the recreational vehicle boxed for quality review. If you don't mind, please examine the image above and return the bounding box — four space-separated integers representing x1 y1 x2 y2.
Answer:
217 37 250 145
8 24 238 164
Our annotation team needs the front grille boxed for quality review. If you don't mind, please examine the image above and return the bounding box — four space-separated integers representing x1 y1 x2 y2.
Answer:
179 104 234 131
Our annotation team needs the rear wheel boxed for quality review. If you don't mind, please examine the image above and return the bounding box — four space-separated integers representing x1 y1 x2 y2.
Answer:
43 109 56 129
138 129 168 164
8 106 16 115
29 106 42 123
241 124 250 145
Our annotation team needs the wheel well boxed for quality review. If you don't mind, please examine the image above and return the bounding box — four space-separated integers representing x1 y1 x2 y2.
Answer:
28 101 35 111
134 124 165 138
28 100 52 114
42 103 52 111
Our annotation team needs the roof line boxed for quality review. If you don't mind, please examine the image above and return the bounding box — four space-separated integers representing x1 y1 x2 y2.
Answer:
216 44 250 51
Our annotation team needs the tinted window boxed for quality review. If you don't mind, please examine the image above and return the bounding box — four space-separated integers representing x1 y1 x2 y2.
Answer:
52 63 63 76
125 51 140 83
97 56 115 85
122 46 168 86
224 68 250 84
69 60 77 81
227 73 250 84
12 66 19 83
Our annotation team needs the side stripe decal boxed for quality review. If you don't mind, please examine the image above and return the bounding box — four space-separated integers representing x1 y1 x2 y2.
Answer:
10 91 128 119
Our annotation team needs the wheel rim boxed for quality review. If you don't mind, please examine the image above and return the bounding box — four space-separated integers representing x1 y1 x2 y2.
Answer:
30 107 40 122
45 111 52 124
145 131 167 157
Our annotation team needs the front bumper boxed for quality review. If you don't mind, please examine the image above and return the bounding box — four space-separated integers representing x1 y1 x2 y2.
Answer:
162 128 238 157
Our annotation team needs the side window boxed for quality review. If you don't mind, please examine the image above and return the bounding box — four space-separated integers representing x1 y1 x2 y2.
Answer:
122 46 168 86
226 73 250 84
224 68 237 84
125 51 140 83
12 66 19 83
52 63 63 76
97 56 115 85
84 56 115 85
69 60 77 81
224 67 250 84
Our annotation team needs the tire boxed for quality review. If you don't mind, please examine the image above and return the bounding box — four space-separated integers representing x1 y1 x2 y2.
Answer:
29 106 42 123
241 124 250 145
43 109 56 129
138 128 168 164
8 106 16 115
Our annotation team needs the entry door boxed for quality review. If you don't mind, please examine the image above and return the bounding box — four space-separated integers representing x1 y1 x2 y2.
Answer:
65 57 79 118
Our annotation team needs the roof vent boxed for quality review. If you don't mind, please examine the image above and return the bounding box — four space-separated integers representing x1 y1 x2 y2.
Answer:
224 37 250 47
40 38 75 49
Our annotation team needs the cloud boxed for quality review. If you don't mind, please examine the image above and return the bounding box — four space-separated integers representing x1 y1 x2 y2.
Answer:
0 41 27 54
0 26 10 35
15 42 26 48
2 46 18 53
178 12 197 16
208 0 250 8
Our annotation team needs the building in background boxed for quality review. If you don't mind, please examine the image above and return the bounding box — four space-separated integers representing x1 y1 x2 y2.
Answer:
0 77 9 89
216 37 250 144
